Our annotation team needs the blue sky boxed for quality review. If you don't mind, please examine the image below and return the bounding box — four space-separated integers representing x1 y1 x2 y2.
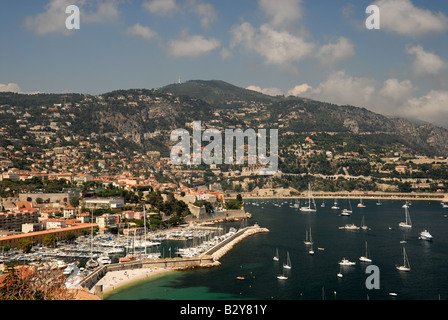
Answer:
1 0 448 126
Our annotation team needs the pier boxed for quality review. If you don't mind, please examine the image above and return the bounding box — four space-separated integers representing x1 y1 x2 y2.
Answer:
201 225 269 260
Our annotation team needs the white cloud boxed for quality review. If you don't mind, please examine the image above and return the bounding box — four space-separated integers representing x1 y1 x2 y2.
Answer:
220 48 232 60
379 78 415 103
406 90 448 126
316 37 355 66
258 0 303 28
187 0 217 29
25 0 120 35
82 0 120 24
24 0 72 36
246 85 283 96
142 0 178 15
167 33 220 58
304 70 377 108
300 70 448 127
230 22 314 68
126 24 158 40
0 83 21 93
287 84 312 96
405 45 447 82
372 0 448 36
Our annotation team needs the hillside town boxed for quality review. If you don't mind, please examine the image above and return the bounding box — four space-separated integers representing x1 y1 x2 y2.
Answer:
2 89 448 300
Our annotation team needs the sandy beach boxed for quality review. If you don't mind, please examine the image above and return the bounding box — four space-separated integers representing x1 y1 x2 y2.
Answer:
92 266 175 297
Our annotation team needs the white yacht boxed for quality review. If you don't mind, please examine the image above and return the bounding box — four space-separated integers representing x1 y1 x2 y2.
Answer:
340 209 351 216
339 224 360 230
98 253 112 265
418 230 433 241
339 258 356 266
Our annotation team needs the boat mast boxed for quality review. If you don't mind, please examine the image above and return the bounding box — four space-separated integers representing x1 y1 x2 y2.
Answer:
143 202 147 255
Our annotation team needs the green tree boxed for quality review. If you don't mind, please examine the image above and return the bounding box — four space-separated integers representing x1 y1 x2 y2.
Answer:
42 234 56 248
18 239 33 253
70 197 79 207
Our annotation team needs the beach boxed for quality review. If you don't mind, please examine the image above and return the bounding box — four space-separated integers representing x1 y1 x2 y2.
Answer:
93 266 175 296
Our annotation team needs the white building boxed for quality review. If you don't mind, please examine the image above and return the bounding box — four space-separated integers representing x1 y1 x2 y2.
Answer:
85 198 124 209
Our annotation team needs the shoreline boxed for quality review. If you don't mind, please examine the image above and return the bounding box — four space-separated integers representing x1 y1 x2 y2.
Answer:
234 191 447 201
95 266 176 298
92 226 268 299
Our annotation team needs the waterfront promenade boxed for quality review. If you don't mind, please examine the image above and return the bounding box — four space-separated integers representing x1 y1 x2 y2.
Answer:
238 190 447 201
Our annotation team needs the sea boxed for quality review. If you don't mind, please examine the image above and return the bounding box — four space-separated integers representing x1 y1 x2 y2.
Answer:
105 198 448 301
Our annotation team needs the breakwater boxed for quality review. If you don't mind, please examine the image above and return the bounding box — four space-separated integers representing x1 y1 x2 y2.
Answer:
202 224 269 260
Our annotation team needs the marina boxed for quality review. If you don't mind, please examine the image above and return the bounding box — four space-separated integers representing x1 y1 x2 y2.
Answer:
105 198 448 300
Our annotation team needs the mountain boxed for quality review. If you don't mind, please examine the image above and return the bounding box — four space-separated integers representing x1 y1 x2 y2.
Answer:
160 80 281 107
1 80 448 159
160 80 448 156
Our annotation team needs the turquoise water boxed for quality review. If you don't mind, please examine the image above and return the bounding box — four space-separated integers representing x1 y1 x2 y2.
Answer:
106 199 448 300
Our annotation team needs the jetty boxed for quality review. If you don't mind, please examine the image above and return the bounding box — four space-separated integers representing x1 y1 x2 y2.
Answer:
201 224 269 260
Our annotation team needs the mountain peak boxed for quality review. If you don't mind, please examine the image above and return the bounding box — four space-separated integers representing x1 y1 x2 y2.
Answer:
160 79 280 107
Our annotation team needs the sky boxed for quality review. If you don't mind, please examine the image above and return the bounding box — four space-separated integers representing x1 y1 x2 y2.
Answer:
1 0 448 127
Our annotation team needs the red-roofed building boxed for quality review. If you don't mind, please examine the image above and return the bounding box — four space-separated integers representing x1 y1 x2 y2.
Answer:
0 223 97 248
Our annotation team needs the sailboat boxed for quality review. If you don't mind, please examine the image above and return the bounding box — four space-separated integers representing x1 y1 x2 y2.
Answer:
331 199 339 210
357 198 366 208
309 245 315 255
85 211 99 270
376 199 382 206
341 198 352 216
283 251 291 269
337 265 343 278
300 183 317 212
304 228 313 245
277 269 288 280
399 206 412 228
361 216 368 230
273 248 279 261
359 241 372 263
396 247 411 271
293 198 300 209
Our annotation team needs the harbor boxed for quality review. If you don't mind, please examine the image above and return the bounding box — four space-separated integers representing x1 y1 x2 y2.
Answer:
81 224 269 298
105 198 448 300
0 214 269 300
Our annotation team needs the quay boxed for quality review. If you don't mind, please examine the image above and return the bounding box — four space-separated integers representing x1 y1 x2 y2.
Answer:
80 224 269 299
